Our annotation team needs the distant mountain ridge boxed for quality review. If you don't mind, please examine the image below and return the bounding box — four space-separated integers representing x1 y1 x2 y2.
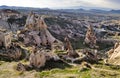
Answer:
110 10 120 13
0 5 50 10
0 5 120 14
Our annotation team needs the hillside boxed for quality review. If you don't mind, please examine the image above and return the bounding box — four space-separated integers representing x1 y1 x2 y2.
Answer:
0 8 120 78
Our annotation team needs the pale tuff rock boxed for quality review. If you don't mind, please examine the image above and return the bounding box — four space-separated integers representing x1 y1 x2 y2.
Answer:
17 49 61 70
18 12 62 48
0 28 12 48
64 36 79 58
29 31 41 46
107 42 120 65
33 35 41 46
38 16 47 30
29 51 46 68
29 46 60 68
45 30 56 44
29 46 46 68
84 25 97 48
64 36 73 51
25 11 36 30
37 17 56 45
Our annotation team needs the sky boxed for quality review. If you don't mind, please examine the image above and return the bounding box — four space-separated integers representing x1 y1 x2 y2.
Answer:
0 0 120 10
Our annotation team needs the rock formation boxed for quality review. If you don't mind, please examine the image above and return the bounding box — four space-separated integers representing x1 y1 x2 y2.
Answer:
106 42 120 65
81 49 98 63
84 25 97 48
37 17 56 45
64 36 79 59
29 49 46 68
0 43 26 61
19 46 60 69
18 12 63 49
25 11 36 30
0 28 12 48
16 12 64 69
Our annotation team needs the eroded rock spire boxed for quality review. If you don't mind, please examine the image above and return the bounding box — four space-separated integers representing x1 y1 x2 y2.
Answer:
84 25 97 48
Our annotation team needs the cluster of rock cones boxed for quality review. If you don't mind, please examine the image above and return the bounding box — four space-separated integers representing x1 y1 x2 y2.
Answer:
0 11 120 71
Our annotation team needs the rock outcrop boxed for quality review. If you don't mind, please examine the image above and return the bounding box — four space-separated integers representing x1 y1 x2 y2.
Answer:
18 12 63 49
29 49 46 68
0 43 26 61
64 36 79 58
106 42 120 65
17 46 61 69
84 25 97 48
25 11 36 30
16 12 64 69
0 28 12 48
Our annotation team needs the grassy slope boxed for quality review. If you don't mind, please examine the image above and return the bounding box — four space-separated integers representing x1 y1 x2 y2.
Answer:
0 60 120 78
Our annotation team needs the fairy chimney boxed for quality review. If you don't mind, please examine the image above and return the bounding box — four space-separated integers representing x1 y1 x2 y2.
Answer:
37 17 56 45
84 25 97 48
64 36 79 58
20 12 63 49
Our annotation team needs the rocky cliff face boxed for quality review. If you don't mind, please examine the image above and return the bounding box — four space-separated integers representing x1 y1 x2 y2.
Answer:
107 42 120 65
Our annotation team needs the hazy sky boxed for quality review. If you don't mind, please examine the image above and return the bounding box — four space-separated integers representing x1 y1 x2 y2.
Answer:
0 0 120 9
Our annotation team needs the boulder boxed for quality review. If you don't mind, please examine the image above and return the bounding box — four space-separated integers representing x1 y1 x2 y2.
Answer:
29 46 60 69
29 51 46 68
